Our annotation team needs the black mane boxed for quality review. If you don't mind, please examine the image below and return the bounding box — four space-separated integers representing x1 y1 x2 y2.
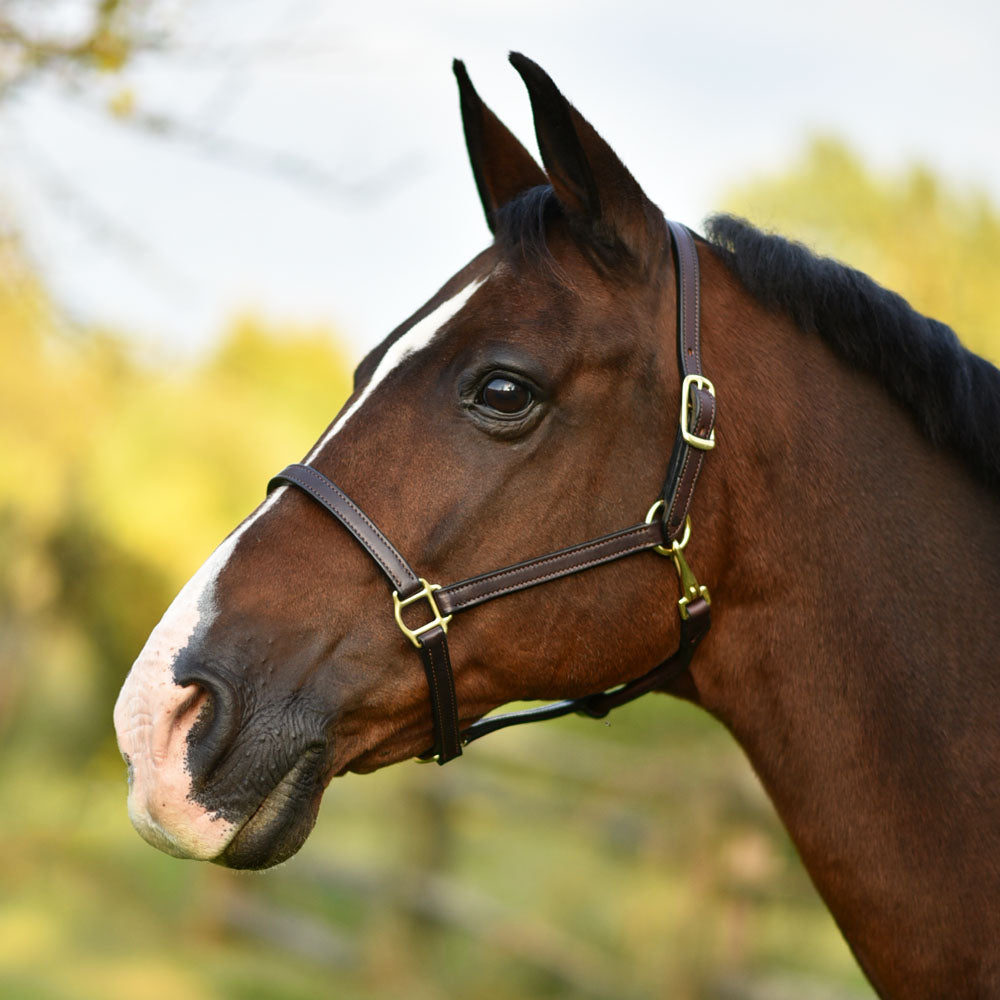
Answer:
706 214 1000 491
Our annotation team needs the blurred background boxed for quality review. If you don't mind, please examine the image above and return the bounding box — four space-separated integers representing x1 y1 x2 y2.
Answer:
1 1 998 998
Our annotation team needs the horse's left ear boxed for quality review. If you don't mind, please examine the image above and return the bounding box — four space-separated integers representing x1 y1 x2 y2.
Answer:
509 52 666 269
454 59 548 233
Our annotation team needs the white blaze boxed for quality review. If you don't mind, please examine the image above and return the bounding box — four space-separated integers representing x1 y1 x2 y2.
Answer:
114 275 485 860
305 277 484 460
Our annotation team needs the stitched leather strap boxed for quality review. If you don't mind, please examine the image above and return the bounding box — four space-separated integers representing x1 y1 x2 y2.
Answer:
268 463 420 594
268 465 464 763
661 221 716 541
411 624 462 762
436 520 665 616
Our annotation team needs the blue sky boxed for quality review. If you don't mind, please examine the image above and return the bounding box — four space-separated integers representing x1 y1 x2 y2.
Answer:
3 0 998 361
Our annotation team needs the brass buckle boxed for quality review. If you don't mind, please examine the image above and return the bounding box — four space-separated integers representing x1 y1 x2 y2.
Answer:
644 504 711 620
680 374 716 450
393 579 452 649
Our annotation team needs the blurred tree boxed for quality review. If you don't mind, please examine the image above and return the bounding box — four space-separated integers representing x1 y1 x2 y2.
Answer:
721 137 1000 363
0 0 158 99
0 0 407 350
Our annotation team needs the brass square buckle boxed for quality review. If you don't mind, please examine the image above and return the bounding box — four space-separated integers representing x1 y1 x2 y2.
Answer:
680 374 716 450
393 579 452 649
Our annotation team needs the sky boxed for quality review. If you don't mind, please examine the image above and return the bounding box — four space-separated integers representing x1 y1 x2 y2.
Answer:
2 0 999 363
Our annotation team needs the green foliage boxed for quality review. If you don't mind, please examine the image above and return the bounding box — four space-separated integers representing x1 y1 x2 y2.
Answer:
721 136 1000 363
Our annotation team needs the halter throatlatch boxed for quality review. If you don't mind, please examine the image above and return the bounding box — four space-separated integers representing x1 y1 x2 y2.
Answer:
267 220 717 764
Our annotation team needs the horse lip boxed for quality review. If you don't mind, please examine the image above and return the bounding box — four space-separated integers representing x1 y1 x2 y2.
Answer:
214 745 326 870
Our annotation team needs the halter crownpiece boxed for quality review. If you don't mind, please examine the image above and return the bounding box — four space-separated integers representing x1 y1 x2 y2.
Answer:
267 220 716 763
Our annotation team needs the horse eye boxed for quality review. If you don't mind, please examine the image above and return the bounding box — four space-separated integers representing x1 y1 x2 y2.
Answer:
479 376 533 415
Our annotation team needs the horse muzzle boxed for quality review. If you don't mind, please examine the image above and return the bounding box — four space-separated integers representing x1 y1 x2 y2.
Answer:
114 645 329 869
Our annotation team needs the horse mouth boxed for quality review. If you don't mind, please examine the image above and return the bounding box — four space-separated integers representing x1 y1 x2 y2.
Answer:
214 746 326 870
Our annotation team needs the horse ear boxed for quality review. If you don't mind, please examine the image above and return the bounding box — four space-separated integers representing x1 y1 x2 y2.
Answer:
508 52 665 267
454 59 548 233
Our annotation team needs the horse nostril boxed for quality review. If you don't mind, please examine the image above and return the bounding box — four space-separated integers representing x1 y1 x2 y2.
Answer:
173 673 242 786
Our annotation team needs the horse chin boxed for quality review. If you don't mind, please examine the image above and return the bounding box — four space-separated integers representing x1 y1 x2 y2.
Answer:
213 747 326 870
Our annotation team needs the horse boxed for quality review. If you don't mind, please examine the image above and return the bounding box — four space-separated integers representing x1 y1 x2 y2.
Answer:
114 54 1000 998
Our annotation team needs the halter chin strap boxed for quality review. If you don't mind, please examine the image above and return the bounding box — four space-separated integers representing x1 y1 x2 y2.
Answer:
267 220 716 764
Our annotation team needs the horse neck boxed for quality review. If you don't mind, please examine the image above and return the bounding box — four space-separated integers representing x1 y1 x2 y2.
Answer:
693 257 1000 992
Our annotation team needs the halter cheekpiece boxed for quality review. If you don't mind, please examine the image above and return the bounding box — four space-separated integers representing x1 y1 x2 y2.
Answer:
268 220 717 763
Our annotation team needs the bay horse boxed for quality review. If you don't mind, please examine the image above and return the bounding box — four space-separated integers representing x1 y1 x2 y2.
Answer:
114 54 1000 997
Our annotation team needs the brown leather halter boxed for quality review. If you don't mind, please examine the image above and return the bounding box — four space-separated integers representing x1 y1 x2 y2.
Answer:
268 220 717 763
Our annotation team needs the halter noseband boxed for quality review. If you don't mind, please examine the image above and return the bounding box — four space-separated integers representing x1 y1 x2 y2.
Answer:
268 220 717 763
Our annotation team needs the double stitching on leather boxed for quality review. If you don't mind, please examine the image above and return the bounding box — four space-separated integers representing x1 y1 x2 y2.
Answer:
269 464 418 594
667 220 700 365
444 534 656 608
438 521 663 614
662 222 714 540
284 465 416 591
419 629 461 760
667 433 702 538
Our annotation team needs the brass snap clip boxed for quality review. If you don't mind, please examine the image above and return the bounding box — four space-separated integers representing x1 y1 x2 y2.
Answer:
645 503 711 620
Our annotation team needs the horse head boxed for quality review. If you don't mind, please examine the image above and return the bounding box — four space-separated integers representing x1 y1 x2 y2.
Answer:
113 55 722 870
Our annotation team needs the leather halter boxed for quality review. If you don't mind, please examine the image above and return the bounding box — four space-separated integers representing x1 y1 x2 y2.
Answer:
268 220 717 764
